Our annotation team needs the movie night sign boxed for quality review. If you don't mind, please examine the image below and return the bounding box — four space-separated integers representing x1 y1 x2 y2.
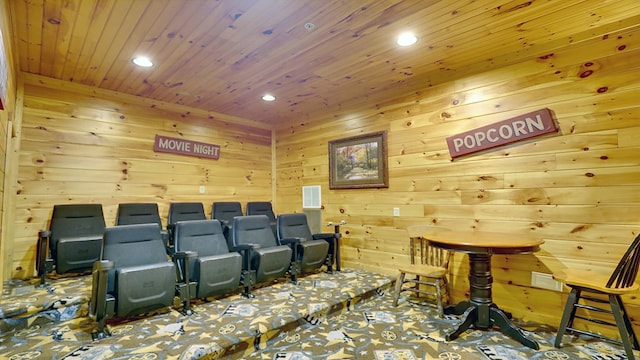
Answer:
446 108 558 159
154 135 220 160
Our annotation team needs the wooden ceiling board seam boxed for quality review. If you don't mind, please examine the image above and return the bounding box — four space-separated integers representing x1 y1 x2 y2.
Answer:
59 0 96 81
131 2 252 100
101 0 183 93
13 0 30 73
74 0 123 85
25 0 44 74
124 0 228 97
190 1 394 84
69 0 118 85
39 0 63 77
50 0 83 79
85 1 154 89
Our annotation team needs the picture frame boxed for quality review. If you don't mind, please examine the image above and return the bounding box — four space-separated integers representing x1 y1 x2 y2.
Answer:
329 131 388 189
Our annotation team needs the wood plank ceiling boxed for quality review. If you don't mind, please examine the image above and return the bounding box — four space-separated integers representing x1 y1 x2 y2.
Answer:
12 0 640 125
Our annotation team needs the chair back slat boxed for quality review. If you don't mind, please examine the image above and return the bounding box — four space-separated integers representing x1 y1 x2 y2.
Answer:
606 233 640 288
407 225 451 268
619 241 640 287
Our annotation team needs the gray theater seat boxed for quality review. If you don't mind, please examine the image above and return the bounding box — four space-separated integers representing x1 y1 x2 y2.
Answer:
277 213 331 281
230 215 292 297
36 204 105 282
173 219 242 299
90 223 179 340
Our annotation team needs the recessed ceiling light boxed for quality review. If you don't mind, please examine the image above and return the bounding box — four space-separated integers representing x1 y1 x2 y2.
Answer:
262 94 276 101
397 32 417 46
132 56 153 67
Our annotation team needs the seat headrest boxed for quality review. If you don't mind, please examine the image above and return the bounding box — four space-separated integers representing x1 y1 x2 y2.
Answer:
278 213 307 227
52 204 104 219
234 215 270 231
104 223 161 245
174 219 223 237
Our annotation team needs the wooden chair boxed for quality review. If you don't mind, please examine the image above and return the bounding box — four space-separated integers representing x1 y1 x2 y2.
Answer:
392 225 452 316
553 233 640 360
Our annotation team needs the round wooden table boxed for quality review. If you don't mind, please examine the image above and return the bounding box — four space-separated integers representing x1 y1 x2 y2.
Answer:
424 230 544 350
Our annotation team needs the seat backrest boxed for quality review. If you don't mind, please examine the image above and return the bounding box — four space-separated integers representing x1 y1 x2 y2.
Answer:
277 213 313 242
115 203 162 227
232 215 279 249
407 225 452 268
103 223 168 267
167 202 206 225
246 202 276 223
49 204 106 251
212 202 243 224
102 223 169 291
173 219 230 257
607 232 640 289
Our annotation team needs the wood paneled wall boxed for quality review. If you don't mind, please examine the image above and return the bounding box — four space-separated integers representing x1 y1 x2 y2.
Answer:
11 74 273 279
274 25 640 333
0 0 20 295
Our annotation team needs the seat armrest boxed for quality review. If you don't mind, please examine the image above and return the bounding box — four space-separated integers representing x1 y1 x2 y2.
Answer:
172 250 198 283
233 243 260 273
173 250 198 260
172 251 198 311
279 237 303 246
94 259 115 272
90 260 114 319
161 229 170 245
233 243 261 252
312 233 336 240
36 230 53 284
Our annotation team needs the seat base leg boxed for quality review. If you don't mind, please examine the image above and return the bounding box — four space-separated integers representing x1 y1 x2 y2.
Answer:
241 289 255 299
180 304 195 316
91 327 111 341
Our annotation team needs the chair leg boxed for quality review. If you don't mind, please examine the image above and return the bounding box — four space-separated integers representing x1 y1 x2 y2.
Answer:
442 276 450 307
434 278 444 317
616 297 640 350
393 272 406 306
555 288 580 348
610 295 638 359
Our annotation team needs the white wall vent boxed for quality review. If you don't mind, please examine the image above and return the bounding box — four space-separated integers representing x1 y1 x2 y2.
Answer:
302 185 321 209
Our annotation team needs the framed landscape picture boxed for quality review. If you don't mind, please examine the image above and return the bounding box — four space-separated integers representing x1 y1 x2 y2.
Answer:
328 131 388 189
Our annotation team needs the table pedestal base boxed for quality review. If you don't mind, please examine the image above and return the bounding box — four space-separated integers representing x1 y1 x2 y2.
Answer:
444 301 539 349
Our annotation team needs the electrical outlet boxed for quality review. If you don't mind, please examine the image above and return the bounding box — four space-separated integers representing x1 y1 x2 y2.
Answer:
199 185 205 194
393 207 400 217
531 271 563 291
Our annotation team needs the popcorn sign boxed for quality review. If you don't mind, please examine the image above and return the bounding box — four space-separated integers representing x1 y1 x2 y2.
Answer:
446 108 558 159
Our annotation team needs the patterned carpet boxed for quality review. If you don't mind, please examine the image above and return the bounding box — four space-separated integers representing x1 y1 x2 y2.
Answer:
0 269 636 359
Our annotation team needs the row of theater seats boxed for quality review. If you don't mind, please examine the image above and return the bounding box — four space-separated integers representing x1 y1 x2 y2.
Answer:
35 202 341 339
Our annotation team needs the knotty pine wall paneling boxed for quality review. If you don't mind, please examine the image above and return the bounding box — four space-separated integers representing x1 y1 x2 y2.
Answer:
12 74 273 279
275 25 640 335
0 0 20 296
